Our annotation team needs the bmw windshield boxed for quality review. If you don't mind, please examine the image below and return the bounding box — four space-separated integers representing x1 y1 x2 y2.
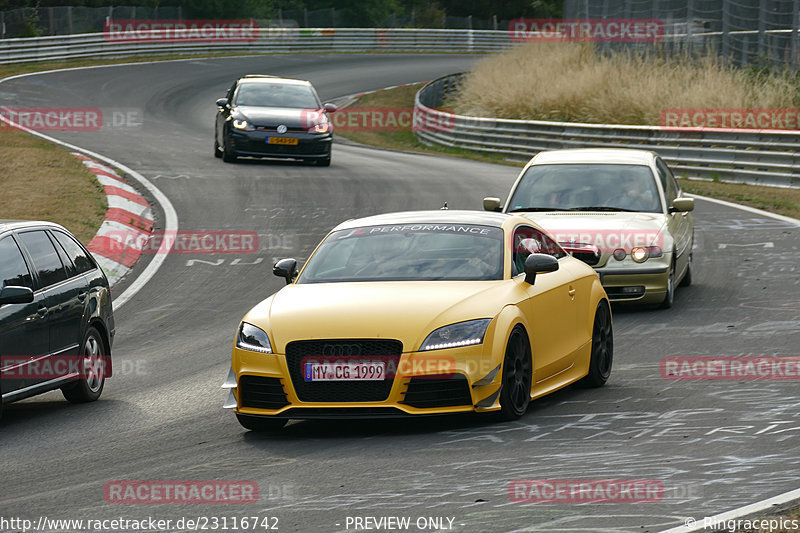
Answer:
298 224 504 283
507 164 662 213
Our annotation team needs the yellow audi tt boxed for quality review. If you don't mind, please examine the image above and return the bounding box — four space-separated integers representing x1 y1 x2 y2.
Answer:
223 210 612 431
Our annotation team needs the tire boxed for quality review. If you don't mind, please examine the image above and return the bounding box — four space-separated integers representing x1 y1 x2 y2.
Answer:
236 414 287 432
578 301 613 388
316 155 331 167
61 326 106 403
214 138 222 158
222 136 238 163
498 326 532 421
660 261 676 309
679 250 693 287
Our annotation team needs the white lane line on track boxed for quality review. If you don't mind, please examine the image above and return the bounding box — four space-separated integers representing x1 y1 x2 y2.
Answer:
659 487 800 532
0 70 179 311
688 193 800 226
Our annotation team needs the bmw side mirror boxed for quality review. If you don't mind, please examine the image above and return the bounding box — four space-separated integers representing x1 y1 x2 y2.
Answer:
0 285 34 305
215 98 229 108
323 103 338 113
483 197 502 212
670 197 694 213
523 253 559 285
273 258 298 285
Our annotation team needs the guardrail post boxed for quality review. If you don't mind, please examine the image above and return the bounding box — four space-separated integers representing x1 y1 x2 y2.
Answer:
686 0 693 54
48 7 54 36
1 11 5 39
793 0 799 69
67 6 73 34
722 0 730 60
757 0 766 59
304 8 308 27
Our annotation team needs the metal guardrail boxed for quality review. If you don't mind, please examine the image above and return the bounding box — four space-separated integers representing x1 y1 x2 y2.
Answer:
0 28 513 63
414 73 800 188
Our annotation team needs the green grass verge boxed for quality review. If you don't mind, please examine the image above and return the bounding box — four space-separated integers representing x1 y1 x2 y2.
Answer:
0 127 106 244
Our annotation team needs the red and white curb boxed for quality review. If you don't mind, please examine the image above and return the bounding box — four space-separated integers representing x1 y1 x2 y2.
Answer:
73 153 154 287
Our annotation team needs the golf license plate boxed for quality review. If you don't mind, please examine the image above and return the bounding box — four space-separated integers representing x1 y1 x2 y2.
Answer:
267 136 298 145
304 361 386 381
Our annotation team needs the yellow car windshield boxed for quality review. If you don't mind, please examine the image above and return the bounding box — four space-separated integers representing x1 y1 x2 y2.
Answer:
298 224 504 283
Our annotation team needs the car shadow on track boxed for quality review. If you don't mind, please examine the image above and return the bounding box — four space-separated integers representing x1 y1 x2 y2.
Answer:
237 384 610 442
221 157 327 167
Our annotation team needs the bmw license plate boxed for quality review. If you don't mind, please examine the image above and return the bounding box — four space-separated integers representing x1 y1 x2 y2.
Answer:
304 362 385 381
267 137 298 145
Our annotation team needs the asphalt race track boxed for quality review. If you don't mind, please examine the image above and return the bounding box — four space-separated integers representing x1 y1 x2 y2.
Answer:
1 54 799 533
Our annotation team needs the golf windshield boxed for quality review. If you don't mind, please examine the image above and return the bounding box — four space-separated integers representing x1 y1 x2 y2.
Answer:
508 164 662 213
298 224 504 283
234 83 320 109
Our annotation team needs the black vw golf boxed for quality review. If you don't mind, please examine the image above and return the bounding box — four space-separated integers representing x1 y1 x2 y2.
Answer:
0 220 114 417
214 75 337 166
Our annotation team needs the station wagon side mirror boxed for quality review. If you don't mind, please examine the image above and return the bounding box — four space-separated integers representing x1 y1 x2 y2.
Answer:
323 103 338 113
483 197 502 212
670 197 694 213
273 258 298 285
215 98 229 108
0 285 34 305
523 253 559 285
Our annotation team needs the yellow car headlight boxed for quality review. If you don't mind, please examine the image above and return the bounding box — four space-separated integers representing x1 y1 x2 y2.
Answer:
236 322 272 353
420 319 491 351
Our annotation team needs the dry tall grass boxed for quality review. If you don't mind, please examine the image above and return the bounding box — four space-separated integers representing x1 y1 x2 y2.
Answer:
452 42 798 124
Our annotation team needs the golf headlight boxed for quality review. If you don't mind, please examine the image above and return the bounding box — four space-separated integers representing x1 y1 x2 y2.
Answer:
420 319 492 351
232 119 254 131
236 322 272 353
308 120 330 134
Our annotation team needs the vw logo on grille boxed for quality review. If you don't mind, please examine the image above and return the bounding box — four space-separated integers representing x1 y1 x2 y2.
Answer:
322 344 362 356
276 124 288 134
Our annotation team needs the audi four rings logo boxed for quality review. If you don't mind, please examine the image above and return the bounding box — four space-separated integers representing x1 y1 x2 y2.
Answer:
276 124 288 134
321 344 362 356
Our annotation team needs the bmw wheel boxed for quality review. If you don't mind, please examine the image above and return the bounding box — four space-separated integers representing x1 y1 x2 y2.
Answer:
578 301 613 387
679 250 693 287
62 326 106 403
660 260 676 309
498 325 532 421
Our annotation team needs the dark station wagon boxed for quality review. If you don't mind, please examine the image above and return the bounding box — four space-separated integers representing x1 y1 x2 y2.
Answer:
0 220 114 417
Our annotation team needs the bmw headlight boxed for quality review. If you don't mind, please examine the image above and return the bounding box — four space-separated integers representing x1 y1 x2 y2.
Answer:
420 319 492 351
631 246 663 263
236 322 272 353
232 118 254 131
631 247 649 263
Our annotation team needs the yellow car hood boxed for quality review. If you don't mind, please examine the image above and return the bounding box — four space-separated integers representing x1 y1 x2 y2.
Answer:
244 280 514 353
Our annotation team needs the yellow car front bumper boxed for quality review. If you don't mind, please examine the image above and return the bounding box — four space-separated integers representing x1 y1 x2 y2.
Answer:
227 344 505 418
